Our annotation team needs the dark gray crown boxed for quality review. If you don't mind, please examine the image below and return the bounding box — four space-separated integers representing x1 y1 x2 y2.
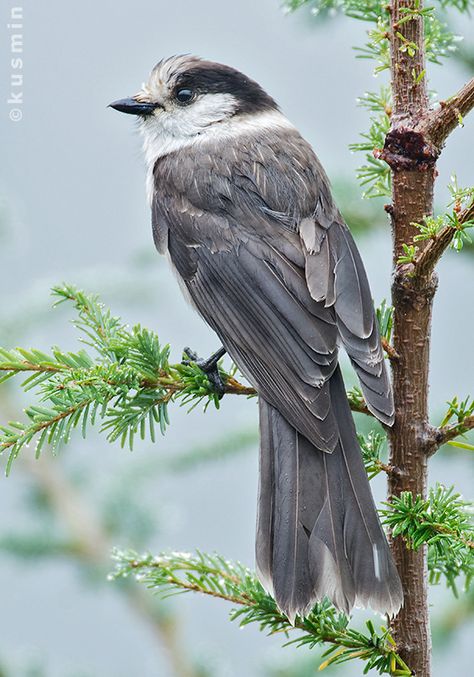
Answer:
172 59 279 114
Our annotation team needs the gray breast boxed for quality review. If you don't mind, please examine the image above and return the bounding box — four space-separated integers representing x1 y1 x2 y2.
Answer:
149 125 337 256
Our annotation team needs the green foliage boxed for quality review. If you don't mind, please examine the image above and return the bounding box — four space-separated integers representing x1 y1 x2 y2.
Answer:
354 16 391 74
111 549 412 675
285 0 382 22
412 212 474 252
382 485 474 594
450 222 473 252
285 1 464 200
0 285 254 474
440 395 474 429
0 285 385 474
397 243 418 264
346 384 369 414
398 178 474 262
447 176 474 250
440 396 474 451
354 153 392 199
376 299 394 343
412 214 445 242
423 11 461 66
448 175 474 211
357 87 392 117
358 429 388 479
350 94 392 198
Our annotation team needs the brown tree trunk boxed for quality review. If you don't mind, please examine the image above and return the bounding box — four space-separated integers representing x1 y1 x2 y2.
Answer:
386 2 436 675
389 253 436 676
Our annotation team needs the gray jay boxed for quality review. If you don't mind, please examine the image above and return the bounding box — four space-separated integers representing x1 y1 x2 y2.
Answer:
110 55 403 621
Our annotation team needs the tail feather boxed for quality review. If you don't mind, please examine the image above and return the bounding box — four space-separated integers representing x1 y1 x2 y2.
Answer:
257 401 314 619
256 366 403 621
255 400 275 596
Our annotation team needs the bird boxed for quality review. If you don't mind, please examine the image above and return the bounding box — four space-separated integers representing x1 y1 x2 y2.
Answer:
109 55 403 622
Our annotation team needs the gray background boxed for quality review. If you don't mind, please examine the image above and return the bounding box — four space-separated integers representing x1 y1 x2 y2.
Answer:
0 1 473 675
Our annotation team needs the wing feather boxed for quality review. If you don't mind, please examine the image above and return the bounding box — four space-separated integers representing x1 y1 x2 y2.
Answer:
179 239 340 450
302 220 394 424
153 125 394 428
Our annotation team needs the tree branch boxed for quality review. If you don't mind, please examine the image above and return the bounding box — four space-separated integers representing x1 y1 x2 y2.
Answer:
112 550 412 675
381 337 400 361
420 77 474 149
0 358 255 397
0 360 370 414
411 200 474 277
382 486 474 592
380 77 474 173
434 415 474 449
0 298 377 469
0 357 374 464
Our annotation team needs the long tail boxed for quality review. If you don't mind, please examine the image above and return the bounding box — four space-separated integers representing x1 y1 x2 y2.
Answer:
256 366 403 622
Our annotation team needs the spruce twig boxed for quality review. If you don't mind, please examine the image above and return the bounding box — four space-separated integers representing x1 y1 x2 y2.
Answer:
382 485 474 595
0 285 373 473
111 549 412 676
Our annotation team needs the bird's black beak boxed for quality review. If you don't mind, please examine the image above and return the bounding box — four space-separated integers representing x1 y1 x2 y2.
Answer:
108 97 157 116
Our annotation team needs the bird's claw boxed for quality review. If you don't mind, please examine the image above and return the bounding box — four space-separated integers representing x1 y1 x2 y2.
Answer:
182 347 199 364
182 346 227 398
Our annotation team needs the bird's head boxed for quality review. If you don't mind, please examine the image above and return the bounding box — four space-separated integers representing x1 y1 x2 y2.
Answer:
109 55 279 150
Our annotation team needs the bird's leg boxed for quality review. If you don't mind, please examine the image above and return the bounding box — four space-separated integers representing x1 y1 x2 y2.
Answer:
182 346 227 397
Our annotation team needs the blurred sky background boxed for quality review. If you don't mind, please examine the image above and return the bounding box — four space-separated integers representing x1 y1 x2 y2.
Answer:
0 1 473 676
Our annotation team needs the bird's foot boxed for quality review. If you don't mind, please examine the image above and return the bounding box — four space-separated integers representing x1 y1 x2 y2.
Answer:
182 346 227 398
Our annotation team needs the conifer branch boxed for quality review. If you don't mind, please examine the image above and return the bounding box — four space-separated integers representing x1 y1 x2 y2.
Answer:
410 199 474 277
0 285 375 473
437 415 474 447
111 549 412 675
429 396 474 453
376 300 399 361
420 77 474 149
382 485 474 595
358 430 397 479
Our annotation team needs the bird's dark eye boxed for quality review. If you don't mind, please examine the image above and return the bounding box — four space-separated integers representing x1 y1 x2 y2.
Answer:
175 88 194 104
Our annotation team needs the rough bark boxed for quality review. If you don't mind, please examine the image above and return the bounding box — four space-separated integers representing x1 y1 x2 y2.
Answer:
386 2 434 675
419 77 474 148
381 1 474 670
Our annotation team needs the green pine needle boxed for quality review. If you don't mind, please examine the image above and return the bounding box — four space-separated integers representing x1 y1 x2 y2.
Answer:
358 430 389 479
284 2 462 199
382 485 474 595
376 300 394 344
0 285 377 473
0 285 254 473
111 548 412 675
